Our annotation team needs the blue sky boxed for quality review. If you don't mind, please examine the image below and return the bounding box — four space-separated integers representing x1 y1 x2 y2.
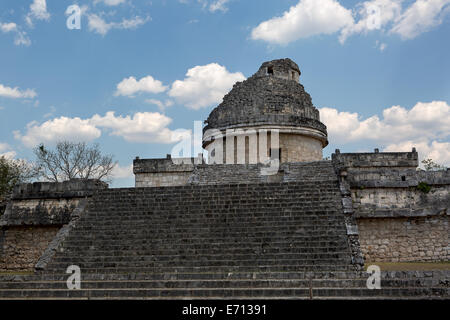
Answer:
1 0 449 187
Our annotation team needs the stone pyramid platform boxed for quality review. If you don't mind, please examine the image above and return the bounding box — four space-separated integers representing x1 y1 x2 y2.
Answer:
0 162 448 299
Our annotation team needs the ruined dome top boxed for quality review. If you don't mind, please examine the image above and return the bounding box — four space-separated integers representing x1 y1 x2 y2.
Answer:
204 58 327 138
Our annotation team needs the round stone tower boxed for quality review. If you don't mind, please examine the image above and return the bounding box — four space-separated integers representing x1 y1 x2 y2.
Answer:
203 58 328 164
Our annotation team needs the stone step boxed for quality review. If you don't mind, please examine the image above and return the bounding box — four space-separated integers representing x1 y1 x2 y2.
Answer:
88 198 342 205
0 278 446 290
72 226 347 233
50 254 351 265
3 271 448 282
61 233 348 241
57 247 350 256
70 223 347 230
43 265 356 274
82 211 344 219
65 229 345 242
311 287 449 299
75 218 346 226
81 211 344 218
46 258 353 269
56 241 349 250
58 242 350 252
85 203 343 208
0 287 447 299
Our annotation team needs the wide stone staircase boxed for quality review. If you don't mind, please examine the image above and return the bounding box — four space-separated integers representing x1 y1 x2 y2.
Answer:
0 163 448 299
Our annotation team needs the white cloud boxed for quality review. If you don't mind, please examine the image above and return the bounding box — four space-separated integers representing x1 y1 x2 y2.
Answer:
0 22 17 33
321 101 450 144
390 0 450 39
14 31 31 46
87 14 150 35
209 0 231 12
168 63 245 109
90 111 190 143
0 84 37 99
145 99 174 111
115 76 167 96
87 14 110 35
0 143 10 152
320 101 450 166
26 0 50 27
251 0 354 45
252 0 450 45
111 163 133 179
14 111 190 147
339 0 403 43
14 117 102 147
0 143 17 159
0 151 17 159
384 139 450 166
30 0 50 20
0 22 31 46
94 0 127 6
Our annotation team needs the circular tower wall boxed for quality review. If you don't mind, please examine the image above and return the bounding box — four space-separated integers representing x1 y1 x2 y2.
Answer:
203 58 328 164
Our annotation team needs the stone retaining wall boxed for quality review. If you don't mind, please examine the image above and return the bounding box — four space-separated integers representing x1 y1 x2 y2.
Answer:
0 180 107 272
0 226 59 271
358 215 449 262
332 149 450 263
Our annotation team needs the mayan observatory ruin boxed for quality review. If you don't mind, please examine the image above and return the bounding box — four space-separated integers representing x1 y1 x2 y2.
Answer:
0 58 449 299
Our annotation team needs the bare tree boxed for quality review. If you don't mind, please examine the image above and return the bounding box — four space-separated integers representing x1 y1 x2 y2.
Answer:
34 141 117 182
421 158 447 171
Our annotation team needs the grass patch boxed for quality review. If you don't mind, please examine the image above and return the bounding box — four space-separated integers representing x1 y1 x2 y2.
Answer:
364 261 450 271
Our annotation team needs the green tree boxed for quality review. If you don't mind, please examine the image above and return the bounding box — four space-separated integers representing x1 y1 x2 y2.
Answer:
33 141 117 182
0 156 37 202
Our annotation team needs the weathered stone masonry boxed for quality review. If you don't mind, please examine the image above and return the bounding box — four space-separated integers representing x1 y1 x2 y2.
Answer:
333 149 450 262
203 58 328 164
0 180 107 271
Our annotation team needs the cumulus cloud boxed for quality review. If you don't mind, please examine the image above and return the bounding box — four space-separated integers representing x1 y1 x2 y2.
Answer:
111 163 134 179
14 117 102 147
251 0 354 45
14 111 190 147
168 63 245 109
90 111 190 143
26 0 51 27
0 151 17 159
94 0 127 5
0 22 17 33
145 99 174 111
0 22 31 46
14 31 32 46
87 14 150 36
0 84 37 99
184 0 231 12
384 140 450 166
209 0 231 12
390 0 450 39
115 76 167 96
0 142 17 159
320 100 450 166
339 0 403 43
0 143 17 159
252 0 450 45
